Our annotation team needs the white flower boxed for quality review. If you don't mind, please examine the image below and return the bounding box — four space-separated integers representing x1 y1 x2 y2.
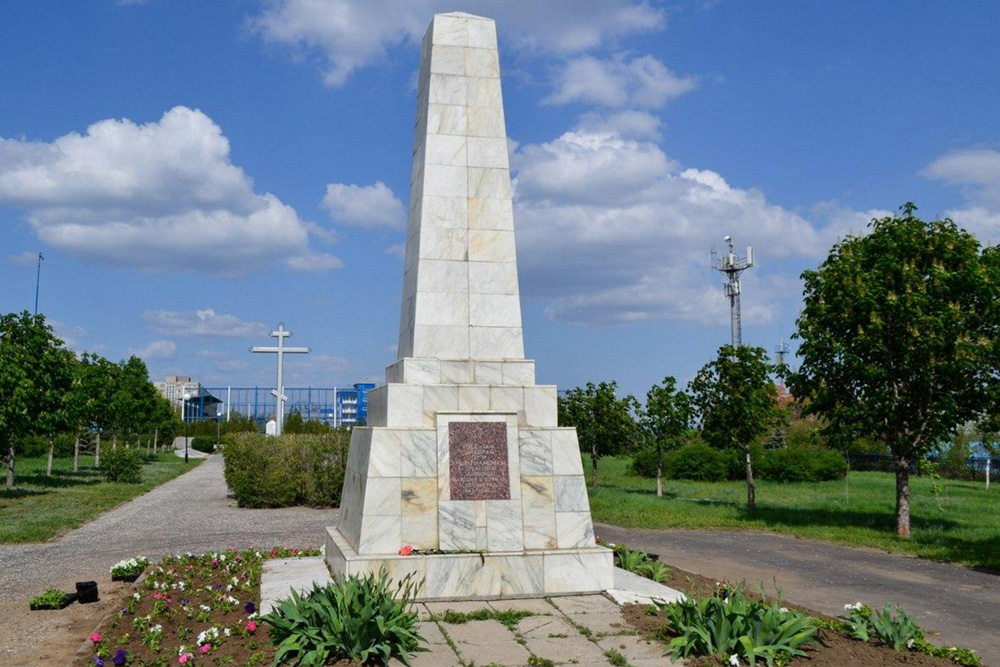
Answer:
149 624 162 634
779 607 788 613
199 604 212 612
178 646 186 656
844 602 864 611
133 592 141 601
223 628 231 637
907 639 915 649
729 654 740 666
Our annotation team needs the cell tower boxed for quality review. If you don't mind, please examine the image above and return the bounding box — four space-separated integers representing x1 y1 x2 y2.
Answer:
775 340 789 366
711 236 754 347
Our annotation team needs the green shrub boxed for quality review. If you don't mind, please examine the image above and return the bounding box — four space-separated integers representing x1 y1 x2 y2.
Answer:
100 446 143 483
223 432 349 508
659 582 819 666
191 436 216 454
664 444 728 482
758 447 847 482
263 570 425 666
631 446 661 478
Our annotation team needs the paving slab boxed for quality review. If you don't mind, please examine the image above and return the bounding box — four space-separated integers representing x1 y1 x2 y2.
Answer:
389 642 460 667
425 599 498 616
550 593 621 615
565 611 634 637
260 556 333 614
599 634 679 666
607 567 686 606
517 614 578 639
488 597 559 615
442 619 530 666
524 634 610 664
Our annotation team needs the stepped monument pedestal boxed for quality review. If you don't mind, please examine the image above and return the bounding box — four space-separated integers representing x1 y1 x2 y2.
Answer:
325 12 613 599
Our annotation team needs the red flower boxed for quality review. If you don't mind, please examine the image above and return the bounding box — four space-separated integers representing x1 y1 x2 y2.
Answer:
90 632 102 644
398 545 414 556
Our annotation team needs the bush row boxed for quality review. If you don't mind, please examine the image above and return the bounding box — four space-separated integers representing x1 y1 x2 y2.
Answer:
222 432 350 508
632 442 847 483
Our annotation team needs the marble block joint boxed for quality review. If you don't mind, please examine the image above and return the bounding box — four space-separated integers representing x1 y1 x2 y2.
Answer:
325 11 612 599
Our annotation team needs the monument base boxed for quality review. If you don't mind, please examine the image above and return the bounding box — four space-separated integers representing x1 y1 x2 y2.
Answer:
325 527 613 600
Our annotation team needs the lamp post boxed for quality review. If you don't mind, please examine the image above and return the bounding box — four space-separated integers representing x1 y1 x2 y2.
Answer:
182 392 191 464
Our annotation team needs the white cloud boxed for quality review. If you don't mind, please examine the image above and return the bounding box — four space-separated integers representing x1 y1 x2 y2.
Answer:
0 107 340 275
7 250 39 266
574 110 664 141
248 0 666 87
142 309 269 337
322 181 405 228
284 353 354 383
50 320 88 349
922 148 1000 243
128 340 177 361
544 54 696 109
511 129 851 326
384 243 405 258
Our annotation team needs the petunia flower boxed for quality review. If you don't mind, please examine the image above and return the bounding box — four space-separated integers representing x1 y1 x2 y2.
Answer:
398 545 414 556
93 657 105 667
200 644 211 654
90 632 102 643
112 649 127 666
244 601 256 614
247 620 258 633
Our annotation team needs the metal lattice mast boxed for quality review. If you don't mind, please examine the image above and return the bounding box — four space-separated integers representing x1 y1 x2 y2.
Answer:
711 236 754 347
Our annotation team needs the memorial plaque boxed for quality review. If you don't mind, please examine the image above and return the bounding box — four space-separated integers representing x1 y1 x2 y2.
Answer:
449 422 510 500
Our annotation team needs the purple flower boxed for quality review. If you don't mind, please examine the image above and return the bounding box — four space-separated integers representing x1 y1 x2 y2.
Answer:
113 649 127 666
245 601 256 614
181 598 189 606
93 657 105 667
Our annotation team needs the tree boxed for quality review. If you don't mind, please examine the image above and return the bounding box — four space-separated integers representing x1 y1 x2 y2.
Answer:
558 381 639 488
109 356 154 448
36 346 75 476
689 345 783 512
638 377 692 497
790 205 1000 537
0 312 69 488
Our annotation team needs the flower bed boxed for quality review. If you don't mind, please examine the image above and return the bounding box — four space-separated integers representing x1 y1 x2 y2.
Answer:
83 547 319 666
110 556 149 582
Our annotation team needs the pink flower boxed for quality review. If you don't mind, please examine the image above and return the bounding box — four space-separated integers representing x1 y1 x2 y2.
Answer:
153 592 164 599
247 620 258 633
90 632 102 644
398 545 413 556
200 644 211 654
178 654 190 664
212 558 219 565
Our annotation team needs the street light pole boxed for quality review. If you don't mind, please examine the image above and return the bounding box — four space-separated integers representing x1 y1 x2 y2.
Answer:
182 392 191 464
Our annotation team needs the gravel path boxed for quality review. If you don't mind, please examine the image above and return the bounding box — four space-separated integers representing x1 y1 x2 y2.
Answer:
597 524 1000 666
0 455 336 601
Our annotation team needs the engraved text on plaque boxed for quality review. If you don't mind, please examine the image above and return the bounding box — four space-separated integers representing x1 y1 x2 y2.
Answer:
449 422 510 500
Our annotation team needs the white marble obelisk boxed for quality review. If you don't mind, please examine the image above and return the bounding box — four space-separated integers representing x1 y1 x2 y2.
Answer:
325 12 612 599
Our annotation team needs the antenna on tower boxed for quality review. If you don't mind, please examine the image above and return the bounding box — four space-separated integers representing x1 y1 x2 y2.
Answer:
775 340 789 367
710 236 754 347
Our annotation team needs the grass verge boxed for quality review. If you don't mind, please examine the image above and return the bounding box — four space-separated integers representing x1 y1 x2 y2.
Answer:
587 455 1000 570
0 452 202 543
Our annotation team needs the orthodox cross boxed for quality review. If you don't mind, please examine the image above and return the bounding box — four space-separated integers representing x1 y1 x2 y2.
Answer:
251 323 309 436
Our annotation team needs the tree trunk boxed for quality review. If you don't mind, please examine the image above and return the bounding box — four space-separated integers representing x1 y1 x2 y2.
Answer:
153 427 158 454
112 433 117 450
5 442 14 488
73 434 80 473
656 443 663 498
95 433 101 467
895 457 911 538
591 443 599 488
46 436 54 476
744 444 756 513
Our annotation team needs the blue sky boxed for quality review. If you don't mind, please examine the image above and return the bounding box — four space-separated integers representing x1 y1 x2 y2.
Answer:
2 1 999 399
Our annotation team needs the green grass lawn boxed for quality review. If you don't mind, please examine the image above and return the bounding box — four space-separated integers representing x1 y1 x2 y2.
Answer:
587 455 1000 570
0 452 202 543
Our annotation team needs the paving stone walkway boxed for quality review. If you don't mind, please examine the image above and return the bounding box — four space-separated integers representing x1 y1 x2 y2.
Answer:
391 595 681 667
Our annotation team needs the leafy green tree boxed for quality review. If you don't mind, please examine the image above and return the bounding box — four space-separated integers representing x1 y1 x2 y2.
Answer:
638 376 692 497
36 346 76 476
0 312 70 487
689 345 783 512
559 381 639 488
109 356 154 448
790 205 1000 537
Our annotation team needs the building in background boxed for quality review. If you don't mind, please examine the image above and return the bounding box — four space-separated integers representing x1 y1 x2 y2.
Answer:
199 383 376 427
154 375 223 422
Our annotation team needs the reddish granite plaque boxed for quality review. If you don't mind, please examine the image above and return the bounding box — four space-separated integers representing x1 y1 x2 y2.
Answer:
449 421 510 500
